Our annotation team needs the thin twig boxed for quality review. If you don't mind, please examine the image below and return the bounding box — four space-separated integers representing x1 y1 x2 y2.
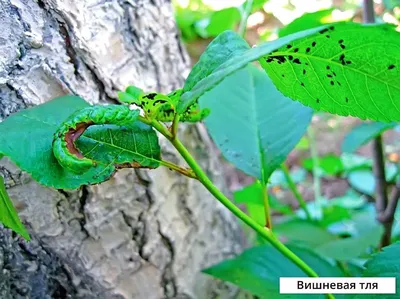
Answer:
372 135 388 216
281 163 312 221
377 181 400 247
363 0 375 23
380 181 400 223
171 114 180 140
238 0 253 37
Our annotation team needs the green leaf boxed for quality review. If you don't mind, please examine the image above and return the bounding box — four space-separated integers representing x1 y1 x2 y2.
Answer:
330 191 366 210
203 244 344 299
182 30 250 96
274 219 337 248
348 169 375 196
341 153 373 172
246 202 266 226
195 7 241 38
200 66 312 182
234 182 293 215
316 226 382 261
302 154 344 176
76 122 161 169
352 241 400 298
383 0 400 10
279 9 336 37
0 96 160 190
178 25 326 113
234 182 264 205
0 175 30 240
261 22 400 122
269 168 307 188
320 204 352 227
342 122 396 153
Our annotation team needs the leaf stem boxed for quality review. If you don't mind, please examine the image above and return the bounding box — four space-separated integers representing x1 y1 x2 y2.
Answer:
145 118 336 298
148 119 323 280
238 0 253 37
159 159 197 180
170 136 321 278
260 180 272 229
281 163 312 221
171 114 180 139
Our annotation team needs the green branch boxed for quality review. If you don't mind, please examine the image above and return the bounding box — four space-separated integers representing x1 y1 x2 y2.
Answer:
148 119 322 279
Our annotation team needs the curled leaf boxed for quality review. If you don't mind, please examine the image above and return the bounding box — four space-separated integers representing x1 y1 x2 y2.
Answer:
53 105 140 174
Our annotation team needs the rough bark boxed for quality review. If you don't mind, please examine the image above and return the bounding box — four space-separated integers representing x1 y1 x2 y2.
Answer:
0 0 243 298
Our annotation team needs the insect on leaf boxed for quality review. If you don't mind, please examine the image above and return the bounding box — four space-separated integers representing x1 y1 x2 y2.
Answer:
260 22 400 122
178 26 325 113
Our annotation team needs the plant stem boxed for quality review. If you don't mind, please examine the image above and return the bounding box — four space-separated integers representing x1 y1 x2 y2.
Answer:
238 0 253 37
159 159 197 179
308 127 322 216
260 180 272 229
171 114 180 139
281 163 312 221
149 120 323 278
171 136 322 277
146 121 335 299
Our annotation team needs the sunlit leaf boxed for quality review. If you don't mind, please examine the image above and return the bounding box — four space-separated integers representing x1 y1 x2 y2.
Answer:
261 23 400 122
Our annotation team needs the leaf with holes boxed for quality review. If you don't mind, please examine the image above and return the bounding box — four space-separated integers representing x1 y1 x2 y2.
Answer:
200 66 312 184
260 22 400 122
342 122 396 153
0 96 161 190
0 176 30 240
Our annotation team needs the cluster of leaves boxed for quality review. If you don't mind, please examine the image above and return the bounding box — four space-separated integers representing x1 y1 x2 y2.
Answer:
1 5 400 298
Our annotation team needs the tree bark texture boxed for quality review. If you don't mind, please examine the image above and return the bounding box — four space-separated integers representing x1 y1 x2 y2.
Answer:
0 0 243 298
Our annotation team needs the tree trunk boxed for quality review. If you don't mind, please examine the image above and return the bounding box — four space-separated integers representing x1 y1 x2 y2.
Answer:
0 0 243 298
